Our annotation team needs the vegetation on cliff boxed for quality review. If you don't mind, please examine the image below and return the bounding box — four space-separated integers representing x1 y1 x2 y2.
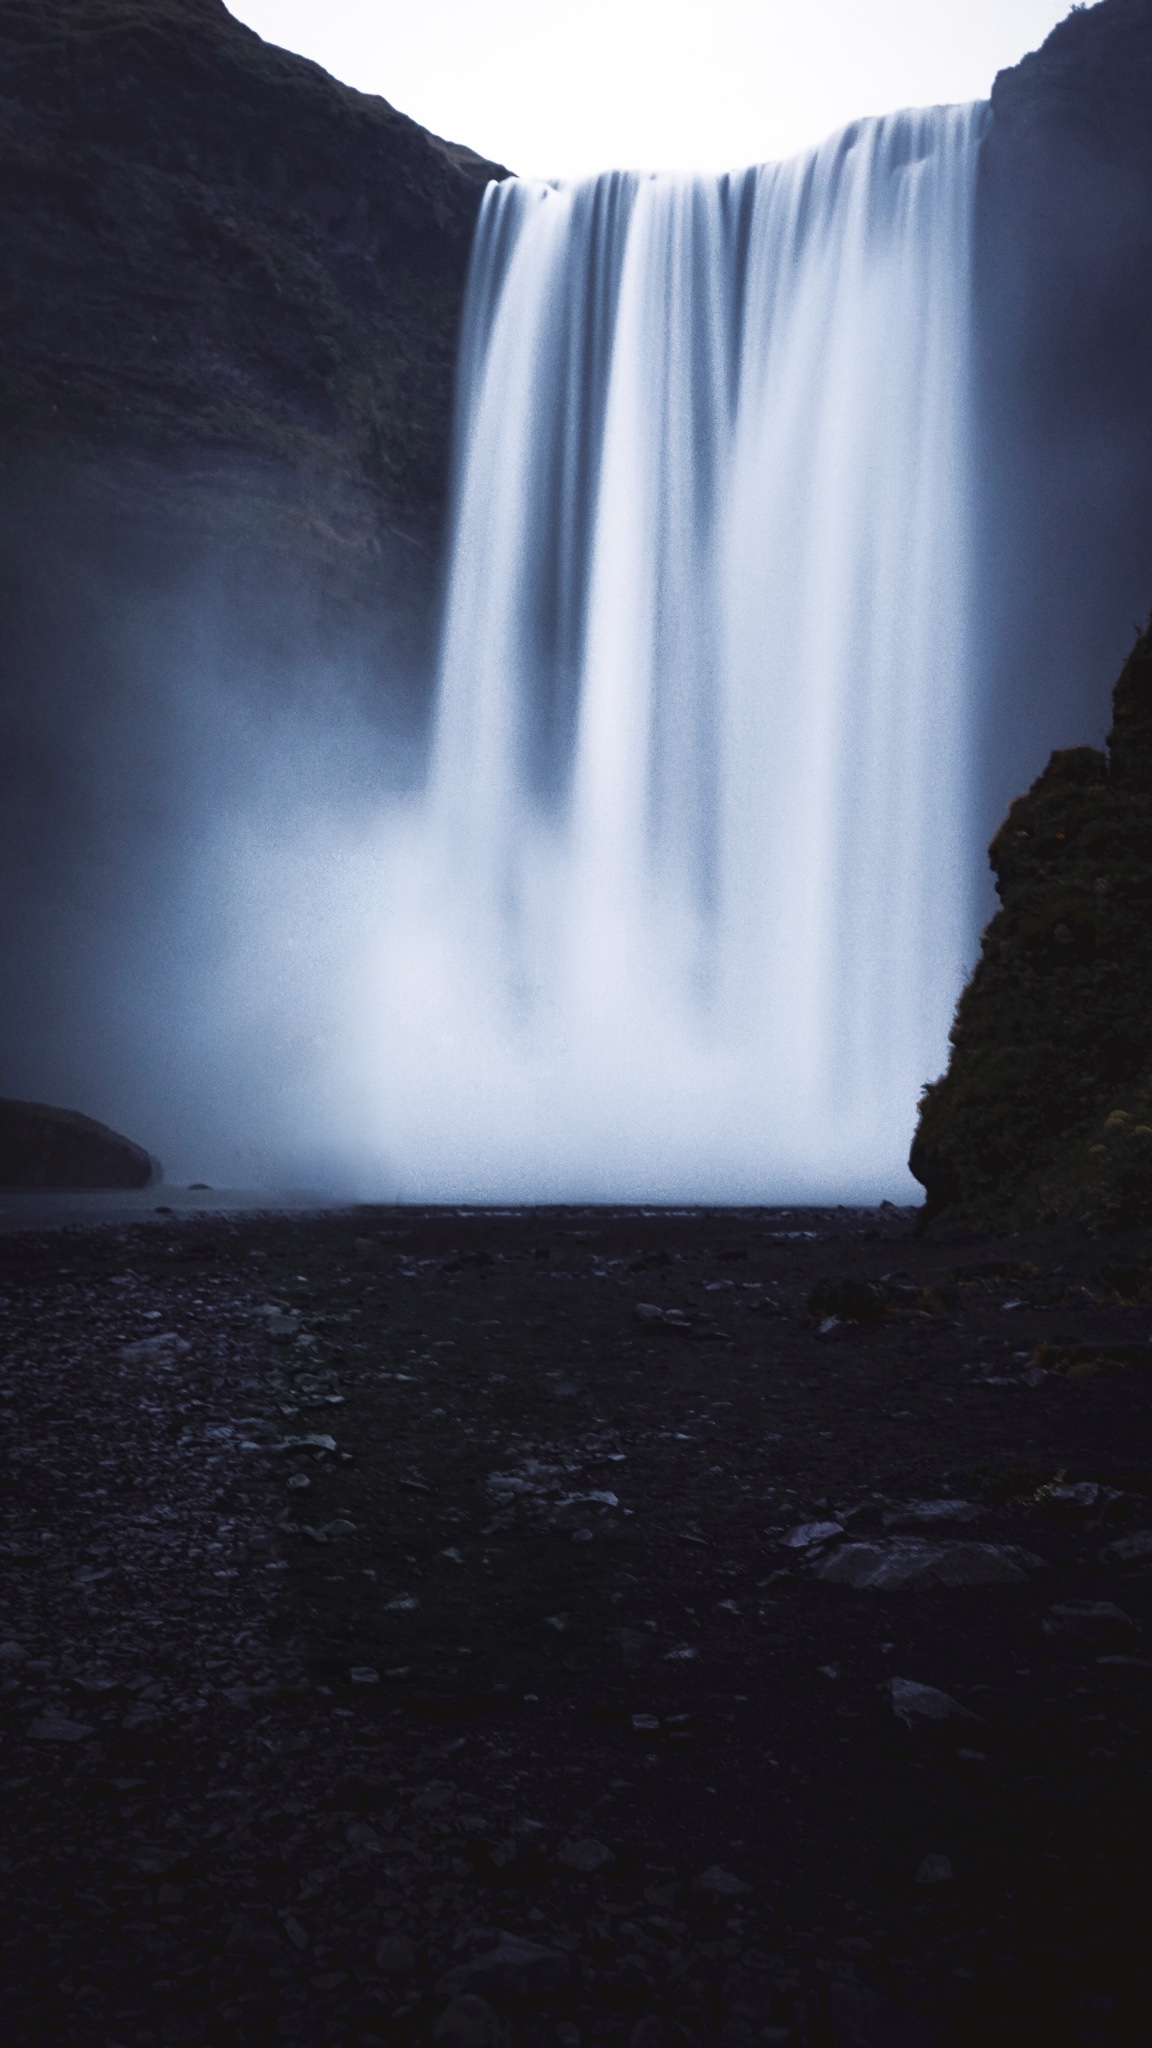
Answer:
911 618 1152 1231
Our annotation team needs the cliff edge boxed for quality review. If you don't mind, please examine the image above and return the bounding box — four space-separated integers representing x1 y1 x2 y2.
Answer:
0 0 508 554
911 620 1152 1232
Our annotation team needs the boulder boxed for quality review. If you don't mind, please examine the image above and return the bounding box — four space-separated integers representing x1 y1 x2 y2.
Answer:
0 1097 161 1188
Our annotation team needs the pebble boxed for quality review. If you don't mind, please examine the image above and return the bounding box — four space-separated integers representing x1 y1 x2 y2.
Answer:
1043 1600 1137 1639
433 1996 509 2048
782 1519 844 1549
914 1852 954 1885
629 2020 665 2048
558 1838 615 1874
1099 1530 1152 1565
27 1706 94 1742
119 1332 190 1363
435 1930 571 1998
816 1540 1030 1589
890 1678 980 1726
693 1864 751 1897
882 1499 983 1527
374 1933 417 1973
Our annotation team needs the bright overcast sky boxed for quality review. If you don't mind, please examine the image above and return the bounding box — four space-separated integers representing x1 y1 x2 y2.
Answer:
226 2 1075 180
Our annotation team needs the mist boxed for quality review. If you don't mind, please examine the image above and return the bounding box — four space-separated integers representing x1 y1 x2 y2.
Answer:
0 451 436 1191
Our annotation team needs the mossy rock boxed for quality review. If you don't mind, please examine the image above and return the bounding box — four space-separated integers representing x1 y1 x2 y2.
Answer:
911 618 1152 1230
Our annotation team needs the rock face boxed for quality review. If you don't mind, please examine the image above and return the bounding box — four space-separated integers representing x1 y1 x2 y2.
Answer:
0 0 507 542
974 0 1152 837
911 621 1152 1231
0 1097 161 1186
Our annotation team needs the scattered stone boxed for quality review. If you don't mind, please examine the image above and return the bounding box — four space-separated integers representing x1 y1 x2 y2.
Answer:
435 1930 571 1999
914 1852 954 1884
121 1702 165 1731
0 1639 26 1664
628 2020 665 2048
28 1706 94 1742
280 1912 309 1950
1043 1600 1138 1639
1046 1481 1100 1509
558 1838 614 1874
890 1679 980 1727
828 1979 932 2048
619 1628 651 1665
120 1333 190 1364
286 1473 311 1491
882 1499 982 1528
693 1864 751 1897
816 1540 1031 1589
412 1783 457 1813
262 1309 302 1341
349 1667 379 1685
270 1433 337 1455
375 1933 417 1974
1034 1343 1149 1379
1099 1530 1152 1565
782 1519 845 1549
663 1643 697 1660
433 1996 509 2048
808 1277 892 1324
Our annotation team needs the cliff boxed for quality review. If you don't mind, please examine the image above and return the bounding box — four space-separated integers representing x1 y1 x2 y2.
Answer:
972 0 1152 839
911 621 1152 1232
0 0 507 557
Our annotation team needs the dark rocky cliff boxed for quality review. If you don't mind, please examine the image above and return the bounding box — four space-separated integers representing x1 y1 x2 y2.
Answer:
0 0 509 1160
911 621 1152 1231
0 0 506 553
973 0 1152 845
910 0 1152 1235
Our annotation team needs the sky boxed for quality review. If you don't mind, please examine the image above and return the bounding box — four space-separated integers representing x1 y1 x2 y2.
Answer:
226 0 1076 179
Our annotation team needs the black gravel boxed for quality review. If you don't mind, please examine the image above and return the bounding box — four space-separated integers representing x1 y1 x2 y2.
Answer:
2 1203 1151 2048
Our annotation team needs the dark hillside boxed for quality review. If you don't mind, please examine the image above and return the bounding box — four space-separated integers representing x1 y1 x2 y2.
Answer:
0 0 506 545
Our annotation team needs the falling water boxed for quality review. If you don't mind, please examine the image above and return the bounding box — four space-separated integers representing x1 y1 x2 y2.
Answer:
353 105 985 1202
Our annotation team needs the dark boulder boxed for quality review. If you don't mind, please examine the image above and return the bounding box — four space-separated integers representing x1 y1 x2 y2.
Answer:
0 1097 161 1187
911 618 1152 1231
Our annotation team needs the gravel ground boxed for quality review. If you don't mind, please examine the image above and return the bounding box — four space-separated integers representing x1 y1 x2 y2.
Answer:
2 1203 1151 2048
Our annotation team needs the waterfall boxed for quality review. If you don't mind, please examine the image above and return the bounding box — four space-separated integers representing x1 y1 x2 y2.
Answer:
366 106 986 1202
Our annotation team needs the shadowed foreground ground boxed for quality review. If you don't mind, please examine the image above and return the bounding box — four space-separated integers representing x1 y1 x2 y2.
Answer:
2 1203 1150 2047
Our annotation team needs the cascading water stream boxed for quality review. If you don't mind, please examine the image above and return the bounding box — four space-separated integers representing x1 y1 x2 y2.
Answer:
345 105 986 1201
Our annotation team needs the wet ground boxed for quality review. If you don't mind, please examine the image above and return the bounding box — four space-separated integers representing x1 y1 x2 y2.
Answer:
2 1202 1151 2048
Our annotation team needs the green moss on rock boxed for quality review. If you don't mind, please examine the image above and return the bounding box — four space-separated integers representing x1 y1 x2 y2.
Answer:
911 617 1152 1230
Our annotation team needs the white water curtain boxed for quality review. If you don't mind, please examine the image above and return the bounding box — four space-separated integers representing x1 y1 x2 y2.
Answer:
370 106 985 1201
